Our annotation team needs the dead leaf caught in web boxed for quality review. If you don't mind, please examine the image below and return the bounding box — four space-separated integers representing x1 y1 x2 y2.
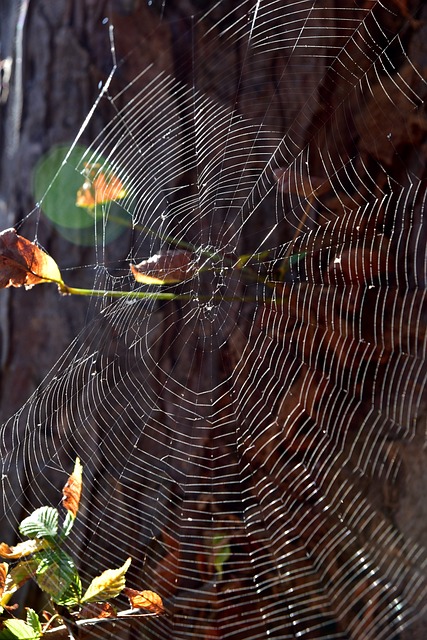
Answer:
131 250 196 285
62 458 83 518
123 588 164 614
76 163 127 208
0 228 63 289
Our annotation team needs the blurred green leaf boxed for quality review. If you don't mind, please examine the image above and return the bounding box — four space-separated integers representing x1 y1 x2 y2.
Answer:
212 535 231 580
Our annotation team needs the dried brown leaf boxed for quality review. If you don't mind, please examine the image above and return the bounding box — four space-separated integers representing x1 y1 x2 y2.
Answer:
0 228 63 289
130 250 196 285
62 458 83 518
123 588 164 614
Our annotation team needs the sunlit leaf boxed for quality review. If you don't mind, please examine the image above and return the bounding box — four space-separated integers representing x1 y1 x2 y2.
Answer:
19 507 58 540
81 557 131 603
0 540 49 560
123 588 164 614
62 457 83 520
0 228 63 289
76 164 127 208
0 619 40 639
130 251 196 285
25 609 42 637
35 549 79 603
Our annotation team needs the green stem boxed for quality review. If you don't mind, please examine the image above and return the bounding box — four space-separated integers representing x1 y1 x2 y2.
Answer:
59 283 187 300
55 281 269 304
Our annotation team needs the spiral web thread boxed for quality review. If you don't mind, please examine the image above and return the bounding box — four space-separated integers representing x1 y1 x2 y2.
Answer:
1 1 427 638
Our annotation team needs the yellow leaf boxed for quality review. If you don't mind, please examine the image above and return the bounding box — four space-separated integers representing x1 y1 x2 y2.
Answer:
0 539 49 559
81 558 131 603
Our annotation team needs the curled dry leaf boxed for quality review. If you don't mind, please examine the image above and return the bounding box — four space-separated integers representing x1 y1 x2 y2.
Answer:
62 458 83 518
0 228 63 289
131 250 196 285
79 602 117 620
274 167 329 196
76 164 127 208
0 562 7 597
0 539 49 559
123 588 164 614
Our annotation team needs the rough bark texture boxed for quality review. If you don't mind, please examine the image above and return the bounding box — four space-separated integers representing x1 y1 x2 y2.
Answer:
0 1 426 638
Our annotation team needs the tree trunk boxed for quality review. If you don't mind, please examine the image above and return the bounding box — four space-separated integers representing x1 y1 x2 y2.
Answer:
0 1 426 639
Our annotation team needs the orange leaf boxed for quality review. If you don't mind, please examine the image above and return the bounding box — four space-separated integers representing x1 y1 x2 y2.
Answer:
0 562 7 597
79 602 116 619
130 250 196 285
76 164 127 208
62 458 83 518
123 588 164 614
0 228 63 289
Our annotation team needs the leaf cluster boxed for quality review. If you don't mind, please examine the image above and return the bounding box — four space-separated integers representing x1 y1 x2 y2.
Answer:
0 459 163 639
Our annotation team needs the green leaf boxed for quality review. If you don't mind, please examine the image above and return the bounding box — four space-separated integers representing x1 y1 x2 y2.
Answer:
55 570 82 607
19 507 59 540
81 557 131 603
35 549 78 603
0 619 40 639
25 610 41 637
212 535 231 580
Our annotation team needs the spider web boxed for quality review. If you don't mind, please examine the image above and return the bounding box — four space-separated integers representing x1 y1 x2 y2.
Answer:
1 1 427 638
